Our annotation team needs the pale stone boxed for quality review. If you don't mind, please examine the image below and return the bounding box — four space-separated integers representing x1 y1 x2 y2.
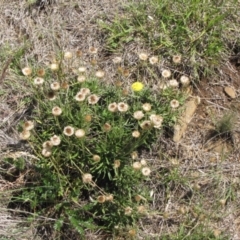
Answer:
224 86 236 99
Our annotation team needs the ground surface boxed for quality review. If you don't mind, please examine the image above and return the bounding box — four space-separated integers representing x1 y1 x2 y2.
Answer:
0 0 240 239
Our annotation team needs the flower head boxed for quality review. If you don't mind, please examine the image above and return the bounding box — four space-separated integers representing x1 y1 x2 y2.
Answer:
162 69 171 78
132 130 140 138
82 173 93 183
42 148 52 157
22 67 32 76
149 114 163 129
64 51 73 59
113 160 121 169
97 195 106 203
140 120 152 130
95 70 105 78
75 129 85 138
105 194 114 201
149 56 158 65
37 69 45 77
63 126 74 136
89 47 98 54
75 92 86 102
52 106 62 116
103 123 111 132
50 63 59 71
133 111 144 120
170 99 180 109
138 53 148 61
180 75 190 86
108 102 118 112
142 167 151 176
50 81 61 91
132 161 142 170
34 77 44 85
78 67 87 73
124 207 133 215
80 88 90 96
47 91 56 101
142 103 151 112
140 159 147 166
112 56 122 64
93 155 101 162
42 141 53 149
169 79 179 88
50 135 61 146
87 94 100 104
131 151 138 160
131 82 144 92
19 130 31 140
117 102 129 112
77 75 86 83
172 55 182 64
23 121 34 131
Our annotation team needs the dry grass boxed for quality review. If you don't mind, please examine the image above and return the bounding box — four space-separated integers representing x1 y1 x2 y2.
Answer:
1 0 240 239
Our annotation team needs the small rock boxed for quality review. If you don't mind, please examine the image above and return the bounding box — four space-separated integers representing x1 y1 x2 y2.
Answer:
224 86 236 98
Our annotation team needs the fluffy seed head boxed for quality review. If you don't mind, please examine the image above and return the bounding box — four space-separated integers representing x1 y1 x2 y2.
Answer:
50 81 61 91
87 94 100 104
105 194 114 201
103 123 111 132
34 77 44 85
22 67 32 76
117 102 129 112
142 167 151 176
19 130 31 140
108 102 118 112
172 55 182 64
50 135 61 146
95 70 105 78
82 173 93 183
132 161 142 170
75 129 85 138
42 141 53 149
80 88 90 96
170 99 180 109
112 56 122 64
131 151 138 160
133 111 144 120
77 75 86 83
132 130 140 138
63 126 75 136
97 195 106 203
180 75 190 86
113 160 121 168
89 47 98 54
23 121 34 131
149 114 163 129
138 53 148 61
50 63 59 71
140 120 152 130
75 92 86 102
140 159 147 166
124 207 133 215
169 79 179 88
93 154 101 162
162 69 171 78
78 67 86 73
52 106 62 116
42 148 52 157
64 51 73 59
149 56 158 65
142 103 151 112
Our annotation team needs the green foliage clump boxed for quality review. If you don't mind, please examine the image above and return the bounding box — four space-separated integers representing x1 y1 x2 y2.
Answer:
16 51 183 238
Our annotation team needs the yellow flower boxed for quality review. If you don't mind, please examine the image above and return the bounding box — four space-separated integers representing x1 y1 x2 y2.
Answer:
131 82 144 92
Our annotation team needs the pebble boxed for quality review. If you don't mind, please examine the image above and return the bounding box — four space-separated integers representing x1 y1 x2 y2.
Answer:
224 86 236 98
